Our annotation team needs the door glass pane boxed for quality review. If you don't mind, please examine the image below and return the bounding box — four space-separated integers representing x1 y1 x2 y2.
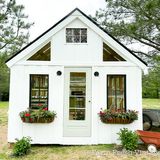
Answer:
69 72 86 120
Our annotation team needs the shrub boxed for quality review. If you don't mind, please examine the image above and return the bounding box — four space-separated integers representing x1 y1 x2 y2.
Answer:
117 128 138 151
13 137 32 156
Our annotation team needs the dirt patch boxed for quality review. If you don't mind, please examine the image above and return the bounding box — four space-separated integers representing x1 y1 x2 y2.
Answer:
0 124 7 150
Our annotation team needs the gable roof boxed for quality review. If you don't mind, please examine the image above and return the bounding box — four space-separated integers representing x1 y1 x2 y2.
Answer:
6 8 147 67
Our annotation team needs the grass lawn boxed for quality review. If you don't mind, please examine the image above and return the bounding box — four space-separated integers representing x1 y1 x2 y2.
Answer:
0 102 8 109
0 99 160 160
142 98 160 109
0 101 8 126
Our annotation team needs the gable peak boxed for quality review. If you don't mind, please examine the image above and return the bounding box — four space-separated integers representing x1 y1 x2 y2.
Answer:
70 8 83 16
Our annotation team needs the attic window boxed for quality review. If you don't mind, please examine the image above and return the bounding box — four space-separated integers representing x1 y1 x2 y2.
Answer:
66 28 87 43
28 42 51 61
103 42 125 61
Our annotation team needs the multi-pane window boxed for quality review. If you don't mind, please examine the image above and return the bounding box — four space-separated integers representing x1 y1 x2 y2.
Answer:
30 75 49 109
66 28 87 43
107 75 126 110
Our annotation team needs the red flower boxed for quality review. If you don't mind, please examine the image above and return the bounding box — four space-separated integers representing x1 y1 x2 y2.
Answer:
99 111 105 115
29 118 33 122
25 113 30 117
43 107 48 111
38 104 42 106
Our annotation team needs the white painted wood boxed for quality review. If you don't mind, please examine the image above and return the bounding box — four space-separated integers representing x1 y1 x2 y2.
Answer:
63 68 91 137
16 62 136 67
7 9 145 145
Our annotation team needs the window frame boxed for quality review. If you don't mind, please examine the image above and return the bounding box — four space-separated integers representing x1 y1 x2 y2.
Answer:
66 28 87 43
107 74 126 110
29 74 49 110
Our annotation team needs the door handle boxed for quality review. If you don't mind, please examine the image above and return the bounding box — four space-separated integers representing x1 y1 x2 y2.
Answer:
88 100 91 103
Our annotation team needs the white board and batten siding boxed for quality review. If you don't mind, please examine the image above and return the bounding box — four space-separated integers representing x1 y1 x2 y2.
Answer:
7 8 146 145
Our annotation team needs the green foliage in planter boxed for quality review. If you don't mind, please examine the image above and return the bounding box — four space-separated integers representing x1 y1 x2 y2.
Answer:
19 108 56 123
98 108 138 123
31 109 56 119
117 128 138 151
13 137 32 156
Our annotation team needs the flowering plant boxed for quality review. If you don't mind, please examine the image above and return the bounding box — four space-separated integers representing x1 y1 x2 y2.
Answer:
20 105 56 123
98 108 138 124
31 103 48 110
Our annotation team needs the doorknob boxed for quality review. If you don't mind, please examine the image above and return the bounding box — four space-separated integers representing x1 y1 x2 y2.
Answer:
88 100 91 103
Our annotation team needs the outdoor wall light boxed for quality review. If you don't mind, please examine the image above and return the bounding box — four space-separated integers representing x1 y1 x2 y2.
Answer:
57 71 62 76
94 71 99 77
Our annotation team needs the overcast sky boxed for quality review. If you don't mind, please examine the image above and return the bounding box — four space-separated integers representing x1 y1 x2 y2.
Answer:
16 0 106 41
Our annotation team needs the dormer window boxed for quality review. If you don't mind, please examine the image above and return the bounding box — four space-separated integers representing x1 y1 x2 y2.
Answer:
66 28 87 43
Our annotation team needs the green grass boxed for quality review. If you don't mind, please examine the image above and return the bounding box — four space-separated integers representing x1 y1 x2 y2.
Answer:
0 101 8 125
0 144 115 160
142 98 160 109
0 101 8 109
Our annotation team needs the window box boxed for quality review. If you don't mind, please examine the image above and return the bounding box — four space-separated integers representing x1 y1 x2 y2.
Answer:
98 108 138 124
20 107 56 123
101 117 133 124
21 117 55 123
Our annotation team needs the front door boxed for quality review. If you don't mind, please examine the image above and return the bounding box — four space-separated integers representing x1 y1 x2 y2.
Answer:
64 68 91 137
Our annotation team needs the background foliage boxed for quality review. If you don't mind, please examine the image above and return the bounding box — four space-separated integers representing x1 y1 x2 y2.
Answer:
0 0 33 100
94 0 160 98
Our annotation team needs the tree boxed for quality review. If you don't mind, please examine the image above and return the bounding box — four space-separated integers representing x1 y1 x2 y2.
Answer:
142 56 160 98
0 54 9 100
93 0 160 98
0 0 33 101
0 0 33 55
93 0 160 62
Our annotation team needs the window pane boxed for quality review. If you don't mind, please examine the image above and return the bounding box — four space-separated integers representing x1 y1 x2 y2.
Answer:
66 36 73 43
81 35 87 43
66 28 72 35
69 109 85 120
74 29 80 35
74 35 80 43
81 29 87 35
28 42 51 61
107 75 125 110
30 75 49 109
69 72 86 120
103 43 125 61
